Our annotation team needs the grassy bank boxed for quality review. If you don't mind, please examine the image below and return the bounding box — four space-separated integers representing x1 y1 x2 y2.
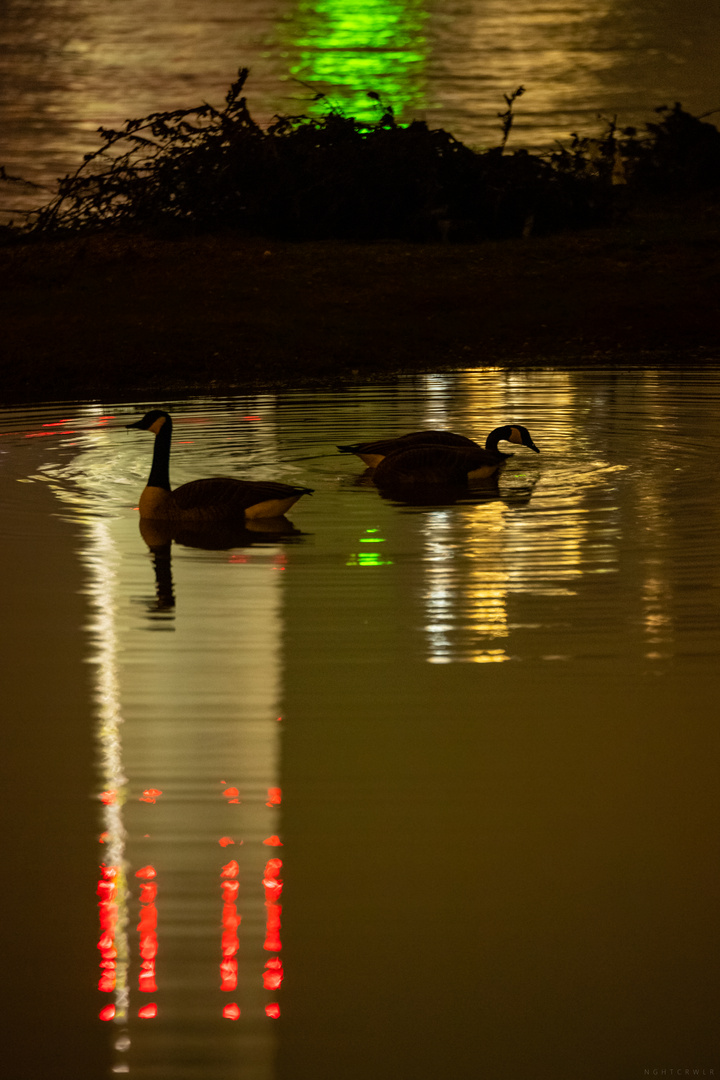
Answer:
1 196 719 404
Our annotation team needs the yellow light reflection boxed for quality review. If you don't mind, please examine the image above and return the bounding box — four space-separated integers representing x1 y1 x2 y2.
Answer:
417 369 634 664
424 504 511 663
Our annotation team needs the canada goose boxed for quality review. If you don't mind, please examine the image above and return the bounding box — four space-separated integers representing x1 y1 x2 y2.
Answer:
337 425 538 468
127 409 313 521
372 425 539 487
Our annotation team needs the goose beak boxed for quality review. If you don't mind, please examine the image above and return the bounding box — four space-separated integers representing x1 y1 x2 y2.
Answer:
126 419 144 429
528 439 540 453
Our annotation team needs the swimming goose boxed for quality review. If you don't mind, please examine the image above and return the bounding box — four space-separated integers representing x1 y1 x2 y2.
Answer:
337 425 538 468
372 425 539 487
127 409 313 520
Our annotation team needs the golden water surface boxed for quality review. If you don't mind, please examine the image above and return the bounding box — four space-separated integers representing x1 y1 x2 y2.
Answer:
1 0 719 214
1 368 719 1080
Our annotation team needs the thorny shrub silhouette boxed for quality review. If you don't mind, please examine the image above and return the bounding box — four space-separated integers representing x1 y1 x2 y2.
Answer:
4 69 720 243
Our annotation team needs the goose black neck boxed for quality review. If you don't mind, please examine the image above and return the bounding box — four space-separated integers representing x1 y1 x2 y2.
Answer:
485 426 511 452
148 416 172 491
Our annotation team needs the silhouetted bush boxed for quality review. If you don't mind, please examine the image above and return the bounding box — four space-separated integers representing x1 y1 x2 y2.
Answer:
620 103 720 193
4 70 719 243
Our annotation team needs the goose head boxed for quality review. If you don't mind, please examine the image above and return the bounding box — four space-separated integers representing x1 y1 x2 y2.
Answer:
487 424 540 453
126 410 170 434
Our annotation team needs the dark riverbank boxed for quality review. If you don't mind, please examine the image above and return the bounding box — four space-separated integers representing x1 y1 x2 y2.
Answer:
2 196 719 405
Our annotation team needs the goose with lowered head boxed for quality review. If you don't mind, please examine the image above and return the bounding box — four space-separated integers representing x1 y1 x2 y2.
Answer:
127 409 313 521
338 424 538 468
372 424 539 487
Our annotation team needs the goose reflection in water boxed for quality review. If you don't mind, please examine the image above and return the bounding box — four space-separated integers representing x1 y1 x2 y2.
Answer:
139 516 303 612
375 474 540 509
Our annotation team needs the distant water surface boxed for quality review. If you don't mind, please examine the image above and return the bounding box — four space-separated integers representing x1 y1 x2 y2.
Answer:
1 0 719 214
1 368 719 1080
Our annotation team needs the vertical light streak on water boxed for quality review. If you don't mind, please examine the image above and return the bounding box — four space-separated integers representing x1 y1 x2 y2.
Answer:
117 492 285 1075
416 368 621 663
283 0 428 123
424 505 515 663
626 371 676 662
462 501 510 662
423 509 457 662
39 405 287 1078
419 377 513 664
82 514 131 1039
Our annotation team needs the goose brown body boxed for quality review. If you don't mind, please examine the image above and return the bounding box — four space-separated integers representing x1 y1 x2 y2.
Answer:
371 425 539 487
337 424 538 468
128 410 313 521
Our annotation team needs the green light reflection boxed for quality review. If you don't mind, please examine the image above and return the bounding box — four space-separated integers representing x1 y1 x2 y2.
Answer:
347 527 394 566
347 552 394 566
283 0 428 124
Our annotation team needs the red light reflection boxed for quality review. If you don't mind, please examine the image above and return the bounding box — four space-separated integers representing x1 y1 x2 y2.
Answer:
220 958 238 991
137 865 158 994
223 1003 241 1019
265 1003 281 1019
97 865 120 993
138 1003 157 1019
263 957 284 990
220 861 241 991
263 835 283 847
219 837 235 847
264 858 282 881
139 788 163 803
99 1005 116 1021
221 880 239 902
263 858 283 953
265 788 282 807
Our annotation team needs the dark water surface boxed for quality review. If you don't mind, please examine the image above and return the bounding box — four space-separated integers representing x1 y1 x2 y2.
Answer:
1 369 719 1080
2 0 720 215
